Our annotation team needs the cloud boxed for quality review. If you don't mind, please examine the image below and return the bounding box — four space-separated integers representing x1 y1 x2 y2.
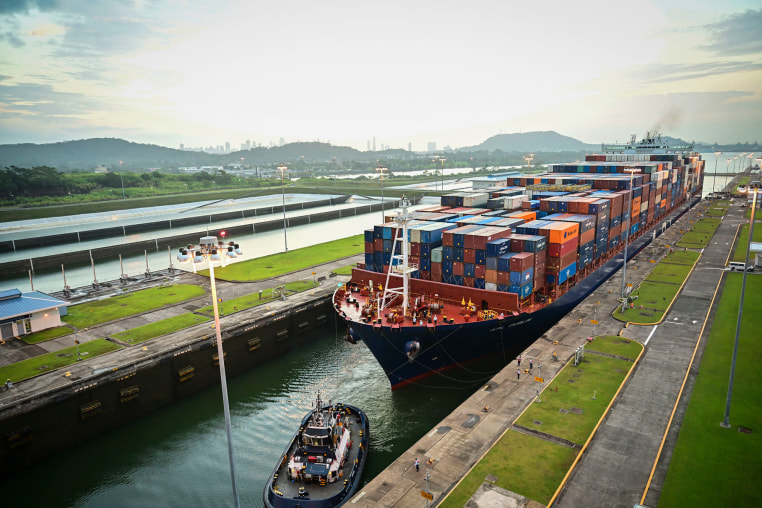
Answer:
643 60 762 84
0 30 24 47
0 0 58 15
701 9 762 56
0 81 99 117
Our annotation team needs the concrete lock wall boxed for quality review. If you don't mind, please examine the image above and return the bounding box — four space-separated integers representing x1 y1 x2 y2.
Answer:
0 199 394 276
0 296 335 473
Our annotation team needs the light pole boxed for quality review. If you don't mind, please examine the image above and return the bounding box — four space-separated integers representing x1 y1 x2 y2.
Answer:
725 158 732 193
722 183 759 428
278 163 288 252
713 151 721 194
524 152 534 169
177 236 243 506
119 161 126 199
376 164 388 222
432 156 446 192
620 167 641 312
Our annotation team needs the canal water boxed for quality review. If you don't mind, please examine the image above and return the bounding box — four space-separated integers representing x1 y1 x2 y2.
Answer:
2 329 482 507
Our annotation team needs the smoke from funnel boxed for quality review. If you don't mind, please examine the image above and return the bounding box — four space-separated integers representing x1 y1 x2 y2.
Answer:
651 106 682 136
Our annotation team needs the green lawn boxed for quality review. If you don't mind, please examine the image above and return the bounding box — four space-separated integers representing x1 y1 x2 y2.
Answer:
439 430 577 507
63 284 206 328
0 338 122 383
677 218 722 248
584 336 642 359
731 222 762 262
615 250 699 323
646 262 695 284
111 313 211 344
208 235 364 281
441 336 641 507
705 205 730 217
195 281 317 316
663 249 700 265
659 274 762 507
515 353 637 445
331 264 356 276
20 326 73 344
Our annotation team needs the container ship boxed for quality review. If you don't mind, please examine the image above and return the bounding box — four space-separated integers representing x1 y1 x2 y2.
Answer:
333 133 704 389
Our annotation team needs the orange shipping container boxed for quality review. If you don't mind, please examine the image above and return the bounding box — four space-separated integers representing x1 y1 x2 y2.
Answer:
546 221 579 244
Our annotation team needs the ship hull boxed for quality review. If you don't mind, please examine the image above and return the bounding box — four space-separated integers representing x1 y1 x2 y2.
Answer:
345 199 695 390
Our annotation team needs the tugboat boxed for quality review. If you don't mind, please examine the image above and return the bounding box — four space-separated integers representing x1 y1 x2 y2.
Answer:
263 392 370 507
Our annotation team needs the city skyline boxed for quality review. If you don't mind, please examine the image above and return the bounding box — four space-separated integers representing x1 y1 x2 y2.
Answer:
0 1 760 151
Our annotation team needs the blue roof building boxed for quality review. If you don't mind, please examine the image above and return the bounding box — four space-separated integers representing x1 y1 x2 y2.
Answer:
0 289 70 341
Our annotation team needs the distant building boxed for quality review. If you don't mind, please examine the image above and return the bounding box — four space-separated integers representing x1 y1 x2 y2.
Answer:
0 289 70 341
94 165 109 173
427 142 436 153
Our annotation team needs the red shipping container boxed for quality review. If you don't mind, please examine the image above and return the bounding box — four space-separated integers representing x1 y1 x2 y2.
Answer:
410 242 420 257
365 241 374 253
548 237 578 258
579 228 595 246
510 237 525 252
497 271 511 285
463 276 475 287
510 252 534 272
465 227 512 250
464 248 475 264
547 251 576 270
374 238 384 252
475 264 486 278
453 262 464 276
534 249 547 268
431 262 442 276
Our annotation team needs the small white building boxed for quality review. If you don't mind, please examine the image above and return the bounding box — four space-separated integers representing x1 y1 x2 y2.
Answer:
0 289 70 341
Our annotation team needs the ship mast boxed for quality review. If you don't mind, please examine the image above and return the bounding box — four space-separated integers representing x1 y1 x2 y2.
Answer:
381 196 417 316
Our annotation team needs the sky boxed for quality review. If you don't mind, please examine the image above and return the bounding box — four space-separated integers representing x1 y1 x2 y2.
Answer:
0 0 761 152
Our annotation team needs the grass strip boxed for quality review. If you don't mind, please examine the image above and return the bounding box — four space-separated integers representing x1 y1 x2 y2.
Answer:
439 430 577 507
208 235 364 281
677 218 722 248
20 326 73 344
731 222 762 262
614 250 699 324
195 281 317 316
0 338 122 383
515 352 637 445
441 336 641 506
63 284 206 328
659 274 762 507
662 249 701 265
646 262 695 284
111 313 211 345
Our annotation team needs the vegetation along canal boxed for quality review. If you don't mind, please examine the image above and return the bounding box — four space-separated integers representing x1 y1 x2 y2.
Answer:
2 328 483 507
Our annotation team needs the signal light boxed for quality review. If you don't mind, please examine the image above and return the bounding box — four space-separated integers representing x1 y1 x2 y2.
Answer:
220 230 227 238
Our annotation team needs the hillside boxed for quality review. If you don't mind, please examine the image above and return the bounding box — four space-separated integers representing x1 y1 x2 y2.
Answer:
460 131 597 153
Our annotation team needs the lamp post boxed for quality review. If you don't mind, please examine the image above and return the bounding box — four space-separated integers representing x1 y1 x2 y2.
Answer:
620 167 641 312
376 164 388 222
713 151 721 194
177 236 243 506
722 183 759 428
432 156 446 192
278 163 288 252
119 161 126 199
725 158 732 193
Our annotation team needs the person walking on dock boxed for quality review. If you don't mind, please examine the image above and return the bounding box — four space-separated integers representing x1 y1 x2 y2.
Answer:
415 458 420 472
517 355 522 367
530 358 533 371
517 369 521 380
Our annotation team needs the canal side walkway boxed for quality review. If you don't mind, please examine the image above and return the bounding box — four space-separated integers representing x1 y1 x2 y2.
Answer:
347 196 735 507
0 256 362 409
554 200 742 507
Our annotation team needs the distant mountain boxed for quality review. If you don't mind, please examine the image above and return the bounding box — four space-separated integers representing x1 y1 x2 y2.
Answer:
0 138 369 171
460 131 597 153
